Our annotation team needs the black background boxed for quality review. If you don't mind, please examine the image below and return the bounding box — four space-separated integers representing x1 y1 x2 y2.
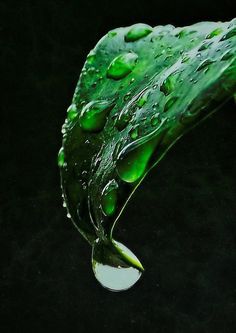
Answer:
1 1 236 332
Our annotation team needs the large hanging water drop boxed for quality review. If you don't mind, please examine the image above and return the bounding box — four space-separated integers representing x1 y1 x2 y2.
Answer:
92 240 143 292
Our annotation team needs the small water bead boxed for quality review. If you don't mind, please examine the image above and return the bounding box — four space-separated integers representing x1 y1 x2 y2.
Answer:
151 114 160 126
221 50 234 60
206 27 223 39
79 100 114 132
198 41 213 51
81 170 88 179
58 147 65 167
176 29 187 38
67 104 78 121
181 54 190 63
107 52 138 80
61 123 67 134
125 23 152 42
86 51 96 65
87 66 96 73
221 27 236 40
115 112 132 131
160 73 177 96
196 59 215 71
137 91 149 107
108 31 117 37
129 125 139 140
124 92 132 101
164 96 178 112
101 179 118 216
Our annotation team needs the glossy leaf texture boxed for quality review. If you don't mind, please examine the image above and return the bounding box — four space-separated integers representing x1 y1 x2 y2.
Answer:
58 19 236 288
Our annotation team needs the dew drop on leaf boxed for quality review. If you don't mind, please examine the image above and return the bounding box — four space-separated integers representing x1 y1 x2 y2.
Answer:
125 23 152 42
164 96 178 112
206 27 223 39
106 52 138 80
221 27 236 40
67 104 78 121
79 100 114 132
160 73 177 96
129 125 139 140
58 147 65 167
101 179 119 216
197 59 215 71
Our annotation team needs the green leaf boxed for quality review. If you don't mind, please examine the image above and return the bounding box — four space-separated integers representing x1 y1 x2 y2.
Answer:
59 19 236 291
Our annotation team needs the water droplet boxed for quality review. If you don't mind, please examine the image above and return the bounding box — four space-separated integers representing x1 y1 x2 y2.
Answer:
87 51 96 65
125 23 152 42
181 54 190 63
67 212 71 219
79 100 114 132
62 201 66 207
108 31 117 37
137 90 149 107
107 52 138 80
196 59 214 71
176 29 187 38
160 73 177 96
151 114 160 126
221 27 236 40
124 92 131 101
61 124 67 134
198 41 213 51
115 112 132 131
101 179 118 216
164 96 178 112
206 27 223 39
221 50 234 60
58 147 65 167
92 240 143 292
129 125 139 140
67 104 78 121
116 120 166 183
